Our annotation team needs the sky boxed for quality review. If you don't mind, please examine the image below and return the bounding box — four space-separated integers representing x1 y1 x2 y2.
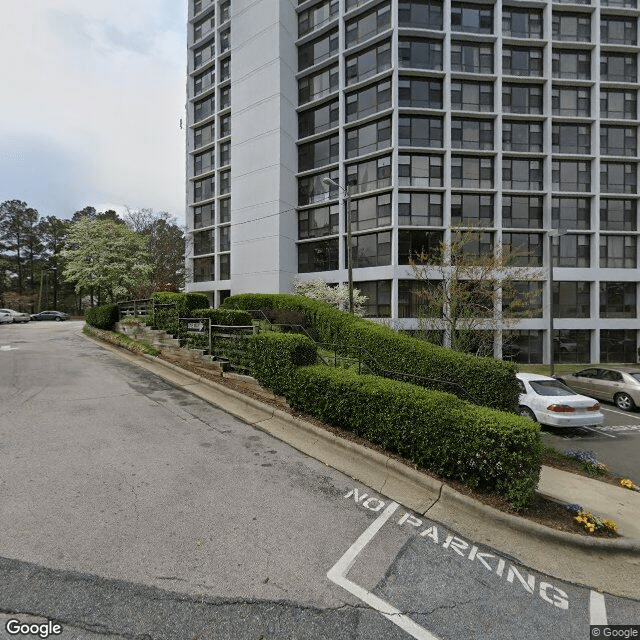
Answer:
0 0 188 223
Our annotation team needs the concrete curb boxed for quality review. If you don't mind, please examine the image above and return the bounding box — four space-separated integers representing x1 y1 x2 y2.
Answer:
82 332 640 553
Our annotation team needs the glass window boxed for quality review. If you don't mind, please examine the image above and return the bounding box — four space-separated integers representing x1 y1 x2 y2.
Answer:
554 330 591 364
298 134 339 171
219 198 231 223
502 7 543 38
345 155 392 194
299 100 339 137
601 17 637 45
451 231 494 263
219 113 231 138
194 150 215 176
398 154 443 187
602 0 636 8
552 124 591 154
347 80 392 122
220 0 230 22
451 81 494 112
298 0 339 37
502 283 543 318
398 116 443 148
502 233 544 266
357 280 392 317
346 41 392 85
398 0 442 29
220 27 230 53
553 282 591 317
193 257 215 282
219 254 230 281
600 330 637 363
194 67 215 95
552 50 591 79
600 235 637 268
502 196 543 228
451 194 494 226
398 38 443 71
451 156 494 188
345 4 391 47
346 118 392 158
600 162 638 193
552 197 591 230
194 229 215 255
219 169 231 195
502 330 543 364
298 66 339 105
193 203 214 229
219 140 231 166
503 121 543 152
298 239 339 272
398 192 443 226
601 126 637 157
600 199 637 231
194 0 214 15
219 56 230 82
194 15 215 41
398 230 444 264
398 77 443 109
503 83 543 114
552 87 590 117
552 13 591 41
600 282 636 318
349 231 391 267
298 204 339 239
398 280 443 319
298 30 338 71
349 193 392 231
451 118 494 150
552 161 591 192
503 46 544 76
219 85 231 109
601 53 637 82
219 225 230 252
600 89 637 120
194 96 215 123
503 158 544 190
194 176 215 202
194 41 215 69
451 42 493 74
552 234 591 267
451 3 493 34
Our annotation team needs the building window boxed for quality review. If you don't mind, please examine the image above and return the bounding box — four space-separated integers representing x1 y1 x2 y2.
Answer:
345 156 392 194
503 46 544 76
398 0 443 29
298 30 338 71
298 169 339 206
398 154 443 187
600 282 636 318
398 230 444 264
298 134 339 171
552 234 591 267
346 40 392 85
502 196 543 228
601 126 637 157
348 231 391 267
602 0 637 8
194 124 214 149
599 234 637 268
345 4 391 48
194 67 215 95
194 177 215 202
349 193 392 231
552 197 591 230
601 53 637 83
219 85 231 109
552 161 591 192
357 280 391 317
398 77 442 109
219 198 230 223
219 169 231 195
600 199 637 231
193 229 215 255
552 87 590 117
194 15 215 42
299 66 339 105
298 0 339 38
220 0 230 23
399 192 443 226
502 283 544 318
298 239 339 272
552 13 591 41
220 27 230 53
554 330 591 364
193 256 215 282
451 42 493 74
502 232 544 266
299 100 339 137
398 280 442 319
502 7 543 38
503 330 543 364
194 96 215 123
219 254 230 280
194 0 214 15
219 113 231 138
451 3 493 34
347 80 392 122
218 55 230 82
194 150 215 176
503 121 543 152
193 203 215 229
552 50 591 79
298 204 339 239
219 140 231 166
194 41 215 69
502 83 543 114
346 118 392 158
503 159 544 191
600 162 638 193
451 118 494 150
552 124 591 154
398 37 443 71
451 156 494 188
398 116 443 148
219 225 231 252
553 282 591 317
450 194 493 226
451 80 493 112
601 89 636 120
451 231 494 263
600 330 637 363
601 17 637 45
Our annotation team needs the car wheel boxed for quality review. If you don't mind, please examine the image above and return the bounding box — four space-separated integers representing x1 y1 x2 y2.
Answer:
518 406 537 422
614 392 635 411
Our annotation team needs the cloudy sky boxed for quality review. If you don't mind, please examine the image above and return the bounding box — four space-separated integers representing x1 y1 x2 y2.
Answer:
0 0 187 222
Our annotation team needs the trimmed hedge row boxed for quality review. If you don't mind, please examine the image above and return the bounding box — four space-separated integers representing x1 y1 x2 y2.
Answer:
190 308 253 326
149 292 210 336
223 293 519 411
85 304 119 330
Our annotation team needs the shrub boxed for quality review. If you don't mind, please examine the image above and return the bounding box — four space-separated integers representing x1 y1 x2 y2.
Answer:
190 308 252 326
85 303 119 330
83 325 160 356
149 292 210 336
286 365 541 509
222 293 519 411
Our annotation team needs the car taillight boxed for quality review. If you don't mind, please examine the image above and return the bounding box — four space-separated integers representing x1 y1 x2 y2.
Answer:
546 404 576 413
588 403 600 411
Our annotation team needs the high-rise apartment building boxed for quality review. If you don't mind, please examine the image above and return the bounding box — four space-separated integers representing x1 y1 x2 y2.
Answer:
185 0 640 364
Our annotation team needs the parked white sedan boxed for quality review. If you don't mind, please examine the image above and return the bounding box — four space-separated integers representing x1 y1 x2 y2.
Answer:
516 372 604 427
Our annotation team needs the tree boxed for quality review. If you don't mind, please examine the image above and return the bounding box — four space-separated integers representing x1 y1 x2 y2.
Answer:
61 217 153 304
409 229 543 357
38 216 71 309
293 277 367 316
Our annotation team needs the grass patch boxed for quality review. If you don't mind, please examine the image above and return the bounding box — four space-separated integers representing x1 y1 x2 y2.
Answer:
83 324 160 356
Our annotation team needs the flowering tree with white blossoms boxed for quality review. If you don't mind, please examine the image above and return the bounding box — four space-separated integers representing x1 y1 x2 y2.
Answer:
293 278 367 316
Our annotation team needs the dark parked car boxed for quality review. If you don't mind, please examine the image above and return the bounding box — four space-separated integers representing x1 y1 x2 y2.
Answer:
557 367 640 411
30 310 70 322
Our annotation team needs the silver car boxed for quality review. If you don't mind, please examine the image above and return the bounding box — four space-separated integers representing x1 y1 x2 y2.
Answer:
0 308 30 323
557 367 640 411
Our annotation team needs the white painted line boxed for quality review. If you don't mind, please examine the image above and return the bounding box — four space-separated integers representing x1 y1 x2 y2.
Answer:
0 345 17 351
589 590 608 625
601 406 640 421
328 502 441 640
582 426 616 439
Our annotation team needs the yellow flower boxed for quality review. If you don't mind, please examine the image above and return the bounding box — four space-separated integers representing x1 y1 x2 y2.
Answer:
620 478 634 489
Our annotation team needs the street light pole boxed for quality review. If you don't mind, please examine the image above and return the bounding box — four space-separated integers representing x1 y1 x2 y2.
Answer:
322 177 353 314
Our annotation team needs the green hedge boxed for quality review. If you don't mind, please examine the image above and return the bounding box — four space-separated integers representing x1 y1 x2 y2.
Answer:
85 303 119 330
288 365 541 510
190 308 253 326
222 293 519 411
149 292 210 336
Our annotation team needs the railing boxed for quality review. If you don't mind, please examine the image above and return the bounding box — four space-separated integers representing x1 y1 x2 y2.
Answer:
117 299 175 319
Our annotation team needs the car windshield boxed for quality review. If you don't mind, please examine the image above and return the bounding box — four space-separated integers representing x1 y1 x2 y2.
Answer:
629 373 640 383
529 380 577 396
